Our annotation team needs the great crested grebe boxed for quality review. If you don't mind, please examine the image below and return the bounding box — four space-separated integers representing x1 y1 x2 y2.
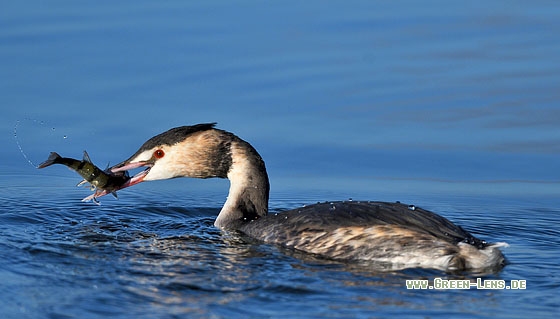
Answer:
110 123 506 272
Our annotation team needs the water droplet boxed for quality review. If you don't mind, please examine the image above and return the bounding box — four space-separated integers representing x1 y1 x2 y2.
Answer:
348 198 353 202
408 205 416 211
63 135 68 139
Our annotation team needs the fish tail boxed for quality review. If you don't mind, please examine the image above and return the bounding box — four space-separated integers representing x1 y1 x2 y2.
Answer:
37 152 62 169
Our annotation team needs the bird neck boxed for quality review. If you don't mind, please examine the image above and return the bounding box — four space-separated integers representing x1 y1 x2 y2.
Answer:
215 138 270 230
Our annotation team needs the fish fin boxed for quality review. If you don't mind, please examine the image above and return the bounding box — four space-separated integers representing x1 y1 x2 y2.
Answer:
82 194 94 202
81 194 101 205
82 150 93 163
111 191 118 199
37 152 62 169
76 179 89 187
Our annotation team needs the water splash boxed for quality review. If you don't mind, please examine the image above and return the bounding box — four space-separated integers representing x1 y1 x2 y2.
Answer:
14 119 38 167
13 118 71 168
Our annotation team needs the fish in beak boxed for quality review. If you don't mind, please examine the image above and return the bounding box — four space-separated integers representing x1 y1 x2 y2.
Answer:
80 160 152 202
38 150 131 204
87 123 221 201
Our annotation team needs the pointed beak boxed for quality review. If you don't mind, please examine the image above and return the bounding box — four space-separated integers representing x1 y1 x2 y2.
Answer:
110 160 153 189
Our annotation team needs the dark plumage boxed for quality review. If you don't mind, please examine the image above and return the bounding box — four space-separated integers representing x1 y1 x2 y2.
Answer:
128 123 217 159
242 201 485 248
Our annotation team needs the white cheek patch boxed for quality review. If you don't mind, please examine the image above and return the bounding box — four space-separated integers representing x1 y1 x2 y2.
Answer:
144 161 175 181
143 148 184 181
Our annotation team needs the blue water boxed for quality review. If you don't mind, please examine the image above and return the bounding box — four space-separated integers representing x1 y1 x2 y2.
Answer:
1 1 559 318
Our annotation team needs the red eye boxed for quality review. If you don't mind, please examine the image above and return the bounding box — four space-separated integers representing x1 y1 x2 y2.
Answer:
154 149 165 159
